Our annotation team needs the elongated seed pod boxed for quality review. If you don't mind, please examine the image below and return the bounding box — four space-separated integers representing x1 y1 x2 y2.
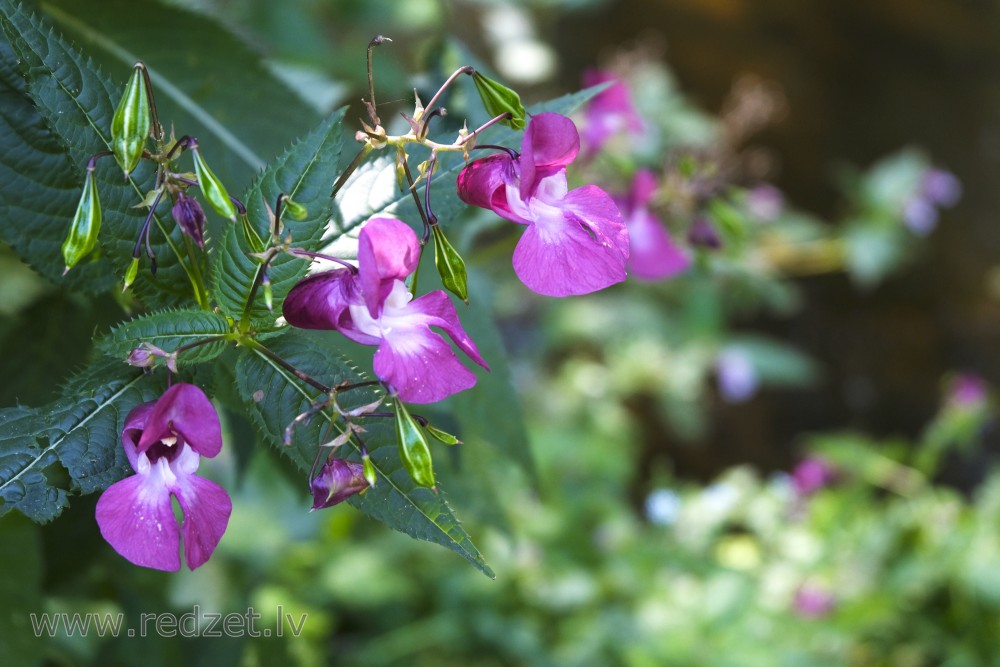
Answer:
111 63 151 177
432 224 469 303
191 145 237 221
62 167 101 274
393 399 435 488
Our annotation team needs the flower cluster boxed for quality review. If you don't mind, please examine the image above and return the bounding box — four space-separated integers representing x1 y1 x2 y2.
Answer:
903 167 961 235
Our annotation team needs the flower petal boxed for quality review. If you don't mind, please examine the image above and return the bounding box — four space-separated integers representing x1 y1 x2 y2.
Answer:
457 153 512 211
512 185 629 296
520 113 580 200
95 461 181 572
626 209 691 281
357 217 420 318
172 471 232 571
283 268 357 330
138 383 222 458
121 401 157 472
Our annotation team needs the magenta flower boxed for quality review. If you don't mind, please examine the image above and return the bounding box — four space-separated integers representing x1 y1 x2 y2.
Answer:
614 169 690 281
948 374 988 409
310 458 371 510
791 457 836 497
457 112 629 297
283 217 488 403
95 383 231 571
793 584 836 618
580 69 645 157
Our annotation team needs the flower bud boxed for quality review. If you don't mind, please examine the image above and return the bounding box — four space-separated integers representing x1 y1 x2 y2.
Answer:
282 197 308 221
362 452 377 488
123 256 140 291
171 192 206 248
431 225 468 303
309 458 371 510
687 217 722 250
472 71 526 130
262 272 273 312
191 145 237 221
62 167 102 274
111 63 151 177
393 399 435 488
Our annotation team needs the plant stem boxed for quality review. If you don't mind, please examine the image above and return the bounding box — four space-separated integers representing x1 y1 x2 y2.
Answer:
422 66 475 119
244 338 331 393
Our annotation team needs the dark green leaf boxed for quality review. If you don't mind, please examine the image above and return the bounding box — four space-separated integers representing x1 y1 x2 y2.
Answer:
96 308 232 366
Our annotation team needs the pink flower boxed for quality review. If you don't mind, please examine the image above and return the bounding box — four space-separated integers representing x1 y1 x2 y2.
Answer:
95 383 231 571
614 169 690 281
580 69 645 157
457 112 629 297
793 584 836 618
283 217 488 403
791 457 836 497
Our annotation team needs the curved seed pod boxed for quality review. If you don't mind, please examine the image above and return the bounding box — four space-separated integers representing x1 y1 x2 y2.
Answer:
282 197 308 221
432 224 469 303
122 257 140 291
393 399 435 488
424 423 462 446
111 63 151 177
191 145 237 221
62 168 101 274
472 71 526 130
362 452 377 488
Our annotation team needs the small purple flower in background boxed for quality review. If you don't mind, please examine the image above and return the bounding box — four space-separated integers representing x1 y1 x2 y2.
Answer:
745 183 785 222
793 584 836 618
310 458 371 510
95 383 231 571
283 217 488 403
687 216 722 250
948 373 988 409
791 457 836 497
716 346 759 403
614 169 691 281
903 167 961 236
172 192 207 248
580 69 645 157
457 112 630 297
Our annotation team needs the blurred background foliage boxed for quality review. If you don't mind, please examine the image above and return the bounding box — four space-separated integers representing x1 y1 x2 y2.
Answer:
3 0 1000 665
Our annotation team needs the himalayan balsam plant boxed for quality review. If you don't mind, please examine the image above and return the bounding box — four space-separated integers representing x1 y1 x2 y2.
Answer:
0 1 634 577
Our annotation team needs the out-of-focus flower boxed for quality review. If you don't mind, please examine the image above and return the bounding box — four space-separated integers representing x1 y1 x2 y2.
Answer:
947 374 988 409
745 183 784 222
283 217 488 403
903 167 961 236
310 458 371 510
645 488 682 526
791 457 836 497
580 69 645 157
793 584 836 618
716 346 759 403
95 383 231 571
457 112 629 296
614 169 691 281
687 216 722 250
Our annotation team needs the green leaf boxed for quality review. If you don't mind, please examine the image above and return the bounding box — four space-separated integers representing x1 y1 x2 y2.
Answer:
0 0 192 306
0 516 43 667
96 308 232 366
0 361 161 522
233 328 494 577
0 34 116 291
213 108 347 322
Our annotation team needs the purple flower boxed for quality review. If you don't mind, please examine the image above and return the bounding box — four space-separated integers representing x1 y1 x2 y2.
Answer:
310 458 371 510
172 192 207 248
283 217 488 403
922 168 961 207
745 184 784 222
614 169 690 281
95 383 231 571
791 457 836 497
949 374 988 408
457 112 630 297
580 69 645 157
687 216 722 250
793 584 836 618
716 347 758 403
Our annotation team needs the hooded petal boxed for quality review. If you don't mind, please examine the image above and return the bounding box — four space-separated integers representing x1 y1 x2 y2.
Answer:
171 451 232 570
457 153 514 212
95 457 182 571
520 113 580 200
357 217 420 318
310 458 370 510
121 401 157 472
511 184 629 296
137 383 222 458
625 209 691 281
283 268 358 330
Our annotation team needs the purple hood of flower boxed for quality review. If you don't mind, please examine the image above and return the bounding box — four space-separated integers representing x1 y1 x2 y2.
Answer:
95 383 231 571
310 458 371 510
614 169 690 281
283 217 488 403
581 69 645 156
457 112 630 297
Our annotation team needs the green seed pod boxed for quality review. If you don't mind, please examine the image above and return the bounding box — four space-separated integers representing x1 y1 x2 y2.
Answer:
191 145 237 221
122 257 140 291
432 224 469 303
62 168 102 274
393 399 435 488
111 63 151 177
472 71 527 130
282 197 308 221
262 272 273 312
362 453 377 489
424 423 462 446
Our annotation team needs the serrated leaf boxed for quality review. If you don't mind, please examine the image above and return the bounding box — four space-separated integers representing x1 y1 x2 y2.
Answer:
0 35 116 292
0 0 193 306
325 87 607 247
97 308 232 366
0 361 161 522
213 107 346 322
233 328 493 577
